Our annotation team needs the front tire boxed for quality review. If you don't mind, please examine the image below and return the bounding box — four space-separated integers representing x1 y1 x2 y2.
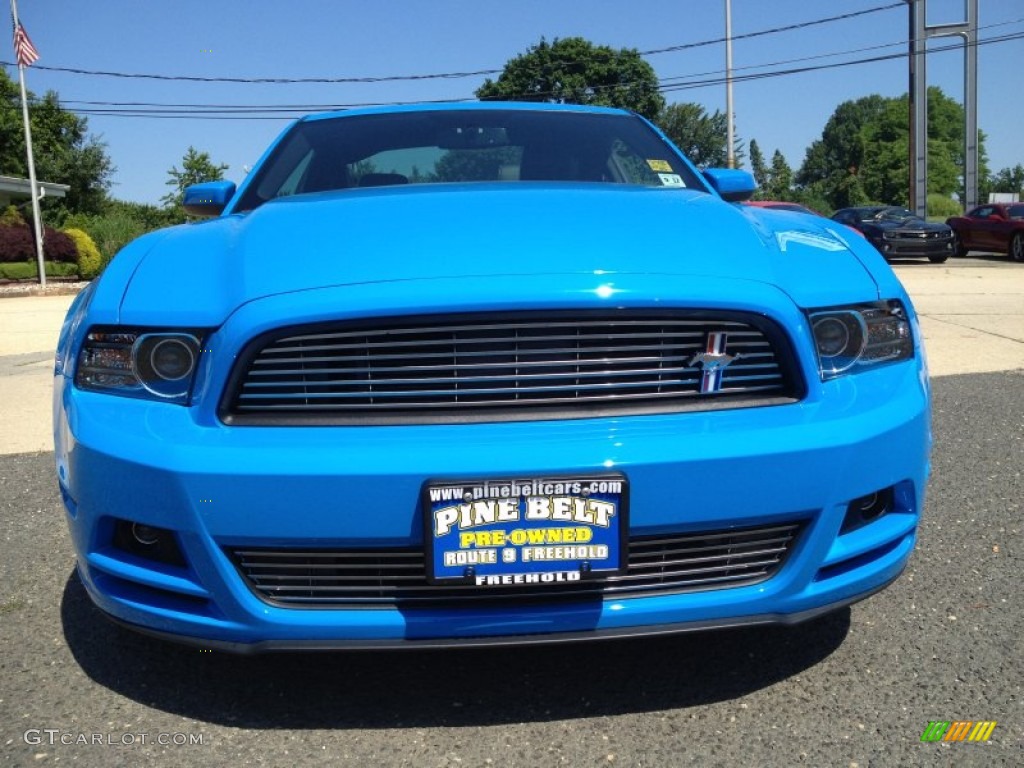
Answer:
928 253 950 264
1010 232 1024 262
952 231 967 257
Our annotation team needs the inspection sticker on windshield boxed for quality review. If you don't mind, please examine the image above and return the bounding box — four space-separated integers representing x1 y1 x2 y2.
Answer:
658 173 685 187
647 158 673 172
424 475 627 586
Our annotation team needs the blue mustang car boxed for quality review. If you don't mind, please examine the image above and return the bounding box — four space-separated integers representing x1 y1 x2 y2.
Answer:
54 103 930 652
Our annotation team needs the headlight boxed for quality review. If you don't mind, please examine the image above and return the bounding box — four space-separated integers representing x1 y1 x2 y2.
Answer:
55 282 97 376
75 328 205 404
810 301 912 379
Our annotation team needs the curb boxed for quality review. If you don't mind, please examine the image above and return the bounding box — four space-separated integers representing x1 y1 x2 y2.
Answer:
0 281 89 299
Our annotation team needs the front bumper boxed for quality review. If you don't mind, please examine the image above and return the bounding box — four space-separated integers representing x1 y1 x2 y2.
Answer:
873 235 954 258
55 353 930 650
105 576 902 652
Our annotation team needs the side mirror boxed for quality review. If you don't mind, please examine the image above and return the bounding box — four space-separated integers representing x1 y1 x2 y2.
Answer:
183 181 236 217
702 168 756 202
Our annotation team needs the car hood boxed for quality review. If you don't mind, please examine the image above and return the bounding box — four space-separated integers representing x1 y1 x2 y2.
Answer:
871 218 951 233
116 184 880 325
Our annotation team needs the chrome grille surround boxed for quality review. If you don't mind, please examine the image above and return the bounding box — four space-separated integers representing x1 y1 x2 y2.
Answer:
221 311 801 425
886 230 951 241
227 522 804 607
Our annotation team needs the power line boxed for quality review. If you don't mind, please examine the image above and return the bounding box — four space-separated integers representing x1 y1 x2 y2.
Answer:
35 29 1024 121
661 30 1024 92
641 2 905 56
42 17 1023 116
0 3 905 86
660 16 1023 87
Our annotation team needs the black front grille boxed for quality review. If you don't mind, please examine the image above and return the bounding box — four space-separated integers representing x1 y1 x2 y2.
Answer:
222 311 800 424
227 522 803 607
888 230 950 241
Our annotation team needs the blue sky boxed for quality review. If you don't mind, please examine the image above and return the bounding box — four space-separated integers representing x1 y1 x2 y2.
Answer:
8 0 1023 205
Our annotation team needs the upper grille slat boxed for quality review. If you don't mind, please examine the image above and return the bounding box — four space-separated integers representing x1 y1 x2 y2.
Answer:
270 318 755 342
223 311 798 424
251 341 764 366
242 365 709 389
246 350 775 378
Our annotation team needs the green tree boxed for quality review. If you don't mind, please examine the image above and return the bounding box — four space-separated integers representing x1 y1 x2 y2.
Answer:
748 139 768 193
162 146 229 211
857 97 909 205
476 37 665 120
796 94 888 209
657 102 740 169
976 132 992 205
0 69 113 218
796 87 988 211
746 140 793 200
767 150 794 200
990 164 1024 194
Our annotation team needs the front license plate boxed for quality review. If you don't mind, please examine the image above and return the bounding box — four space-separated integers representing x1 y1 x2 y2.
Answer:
424 474 628 586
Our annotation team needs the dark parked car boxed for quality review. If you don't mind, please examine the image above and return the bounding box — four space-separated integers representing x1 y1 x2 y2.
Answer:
832 206 954 263
946 202 1024 262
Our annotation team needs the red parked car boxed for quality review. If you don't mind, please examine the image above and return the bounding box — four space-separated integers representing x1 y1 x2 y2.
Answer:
946 203 1024 262
744 201 865 239
744 200 821 216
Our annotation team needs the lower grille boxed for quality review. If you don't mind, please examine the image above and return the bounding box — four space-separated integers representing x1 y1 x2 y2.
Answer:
222 310 801 425
228 522 803 607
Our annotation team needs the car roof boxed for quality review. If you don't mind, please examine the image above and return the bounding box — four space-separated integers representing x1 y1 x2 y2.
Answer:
298 102 635 123
835 206 886 215
980 202 1024 214
744 201 814 212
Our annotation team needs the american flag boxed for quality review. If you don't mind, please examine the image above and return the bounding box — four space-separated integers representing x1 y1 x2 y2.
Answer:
13 21 39 67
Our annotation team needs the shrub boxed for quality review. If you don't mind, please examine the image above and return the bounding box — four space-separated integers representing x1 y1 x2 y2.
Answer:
0 261 79 280
0 226 33 262
64 227 104 279
0 205 26 227
44 228 77 263
0 224 77 263
62 211 149 261
927 193 962 220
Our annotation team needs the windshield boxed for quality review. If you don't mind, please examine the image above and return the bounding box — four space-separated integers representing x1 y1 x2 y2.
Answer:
234 109 702 212
874 207 917 223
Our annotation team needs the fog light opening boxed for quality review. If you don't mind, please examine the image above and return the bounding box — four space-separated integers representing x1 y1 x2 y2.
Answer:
112 519 187 567
131 523 161 546
842 488 895 534
857 493 882 519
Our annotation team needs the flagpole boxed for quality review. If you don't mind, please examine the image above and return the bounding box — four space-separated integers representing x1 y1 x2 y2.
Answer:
11 0 45 286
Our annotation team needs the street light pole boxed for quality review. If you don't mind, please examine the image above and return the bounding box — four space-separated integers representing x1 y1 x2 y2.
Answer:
725 0 735 168
906 0 979 216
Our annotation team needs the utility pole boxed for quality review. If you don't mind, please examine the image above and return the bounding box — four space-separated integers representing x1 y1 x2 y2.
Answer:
725 0 735 168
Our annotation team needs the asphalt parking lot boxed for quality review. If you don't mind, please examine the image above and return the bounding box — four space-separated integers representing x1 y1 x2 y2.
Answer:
1 256 1022 767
